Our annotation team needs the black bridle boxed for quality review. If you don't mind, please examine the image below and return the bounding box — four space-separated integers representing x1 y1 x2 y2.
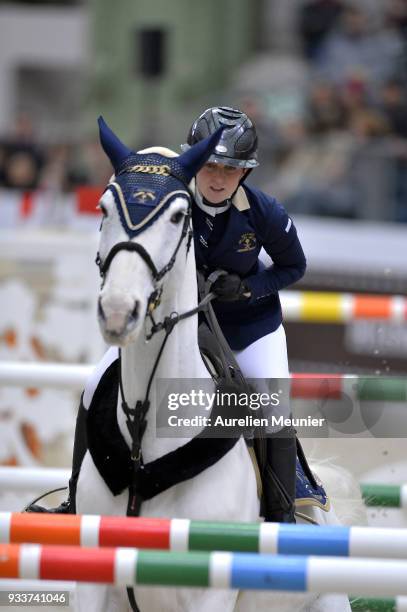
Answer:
96 199 192 282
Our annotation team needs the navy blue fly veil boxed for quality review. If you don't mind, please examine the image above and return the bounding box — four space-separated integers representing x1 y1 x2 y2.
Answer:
97 116 223 239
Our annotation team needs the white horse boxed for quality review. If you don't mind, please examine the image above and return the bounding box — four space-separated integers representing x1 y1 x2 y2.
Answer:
75 117 365 612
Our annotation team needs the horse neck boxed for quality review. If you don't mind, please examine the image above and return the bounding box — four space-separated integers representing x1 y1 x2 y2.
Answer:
119 250 208 461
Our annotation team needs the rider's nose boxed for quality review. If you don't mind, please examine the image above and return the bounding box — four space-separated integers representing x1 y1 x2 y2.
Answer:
212 170 224 185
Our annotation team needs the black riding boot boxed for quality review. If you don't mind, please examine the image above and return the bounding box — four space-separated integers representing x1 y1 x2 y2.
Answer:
262 427 297 523
25 397 87 514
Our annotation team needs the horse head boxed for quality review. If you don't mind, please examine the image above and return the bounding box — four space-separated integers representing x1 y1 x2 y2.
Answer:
95 116 222 346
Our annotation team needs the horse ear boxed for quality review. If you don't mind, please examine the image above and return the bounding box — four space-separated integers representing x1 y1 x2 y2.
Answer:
98 116 133 171
178 127 224 181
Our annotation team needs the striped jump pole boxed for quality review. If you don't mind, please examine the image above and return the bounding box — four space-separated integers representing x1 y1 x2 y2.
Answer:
280 291 407 323
290 374 407 402
2 513 407 559
0 361 91 390
2 543 407 596
1 361 406 402
350 597 407 612
2 466 406 510
0 467 70 492
361 484 407 509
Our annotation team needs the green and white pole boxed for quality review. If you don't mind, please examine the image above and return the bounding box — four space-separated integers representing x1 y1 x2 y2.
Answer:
361 484 407 509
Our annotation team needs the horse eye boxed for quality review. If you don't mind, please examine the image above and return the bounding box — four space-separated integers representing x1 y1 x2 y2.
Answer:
99 204 108 217
171 211 185 224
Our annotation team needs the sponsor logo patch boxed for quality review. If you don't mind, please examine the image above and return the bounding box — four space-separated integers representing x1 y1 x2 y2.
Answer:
133 190 156 203
237 232 257 252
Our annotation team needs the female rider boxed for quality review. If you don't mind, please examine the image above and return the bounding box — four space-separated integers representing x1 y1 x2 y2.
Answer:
28 106 306 523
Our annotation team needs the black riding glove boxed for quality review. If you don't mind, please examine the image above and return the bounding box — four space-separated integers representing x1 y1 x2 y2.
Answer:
210 273 251 302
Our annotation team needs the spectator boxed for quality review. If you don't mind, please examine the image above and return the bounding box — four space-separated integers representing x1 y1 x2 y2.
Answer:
298 0 345 60
379 79 407 221
380 79 407 137
386 0 407 42
339 74 376 127
348 109 389 143
269 129 357 218
238 96 283 184
0 113 44 190
306 80 346 133
384 1 407 84
315 4 404 94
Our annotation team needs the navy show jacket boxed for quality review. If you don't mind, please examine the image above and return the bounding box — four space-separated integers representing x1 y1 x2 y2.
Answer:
192 182 307 350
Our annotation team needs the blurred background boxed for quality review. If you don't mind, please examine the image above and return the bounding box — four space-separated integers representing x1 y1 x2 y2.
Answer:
0 0 406 517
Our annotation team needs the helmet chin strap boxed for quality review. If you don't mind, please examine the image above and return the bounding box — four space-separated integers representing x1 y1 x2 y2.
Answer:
232 168 252 200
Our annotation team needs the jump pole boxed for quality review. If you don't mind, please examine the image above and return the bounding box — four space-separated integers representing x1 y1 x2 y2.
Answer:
361 484 407 509
350 597 407 612
1 362 407 402
2 544 407 596
2 513 407 559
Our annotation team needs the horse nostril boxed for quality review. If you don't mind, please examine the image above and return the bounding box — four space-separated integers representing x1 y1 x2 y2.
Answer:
98 298 106 321
131 301 140 321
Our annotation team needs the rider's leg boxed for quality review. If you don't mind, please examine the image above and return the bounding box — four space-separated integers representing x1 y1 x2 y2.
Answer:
233 325 297 523
25 348 118 513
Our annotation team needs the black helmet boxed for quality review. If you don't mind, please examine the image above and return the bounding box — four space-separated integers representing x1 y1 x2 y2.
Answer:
182 106 259 168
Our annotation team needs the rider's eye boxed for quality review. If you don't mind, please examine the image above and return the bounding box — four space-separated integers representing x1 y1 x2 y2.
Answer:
171 211 185 224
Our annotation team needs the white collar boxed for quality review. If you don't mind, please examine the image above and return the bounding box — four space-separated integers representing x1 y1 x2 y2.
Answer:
189 178 251 215
195 187 231 217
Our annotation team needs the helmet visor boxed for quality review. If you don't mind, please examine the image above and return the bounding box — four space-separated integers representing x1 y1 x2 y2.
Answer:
180 143 259 168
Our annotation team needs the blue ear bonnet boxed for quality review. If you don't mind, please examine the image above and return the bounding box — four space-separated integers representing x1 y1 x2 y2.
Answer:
107 153 191 238
98 115 224 238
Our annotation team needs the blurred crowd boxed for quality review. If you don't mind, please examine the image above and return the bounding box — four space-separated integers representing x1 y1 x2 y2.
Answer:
0 113 111 196
1 0 407 223
245 0 407 222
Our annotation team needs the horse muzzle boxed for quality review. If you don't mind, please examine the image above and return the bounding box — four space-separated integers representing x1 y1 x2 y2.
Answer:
98 294 142 344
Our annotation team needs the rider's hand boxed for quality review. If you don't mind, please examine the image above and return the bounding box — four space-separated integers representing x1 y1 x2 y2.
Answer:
210 273 251 302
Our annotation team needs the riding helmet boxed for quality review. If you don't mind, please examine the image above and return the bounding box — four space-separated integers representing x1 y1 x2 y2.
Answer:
182 106 259 168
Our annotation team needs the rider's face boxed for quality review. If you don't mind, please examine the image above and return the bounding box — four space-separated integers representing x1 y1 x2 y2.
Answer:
196 163 246 204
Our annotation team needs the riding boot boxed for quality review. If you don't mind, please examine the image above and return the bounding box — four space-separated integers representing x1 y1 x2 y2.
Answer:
262 426 297 523
25 396 87 514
